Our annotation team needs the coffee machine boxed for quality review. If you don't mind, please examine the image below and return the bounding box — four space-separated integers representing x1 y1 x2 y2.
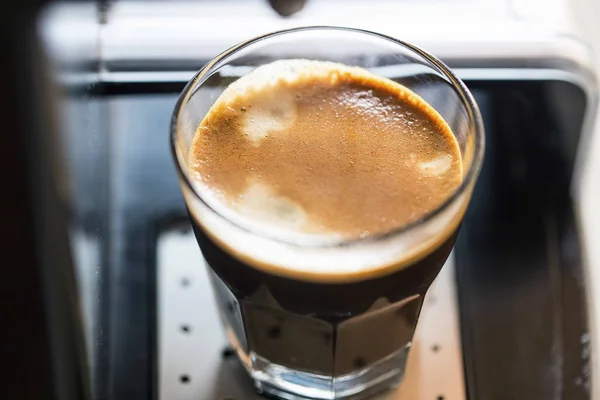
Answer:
3 0 598 399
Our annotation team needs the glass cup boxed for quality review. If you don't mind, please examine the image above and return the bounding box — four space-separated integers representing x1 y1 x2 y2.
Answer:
171 27 484 400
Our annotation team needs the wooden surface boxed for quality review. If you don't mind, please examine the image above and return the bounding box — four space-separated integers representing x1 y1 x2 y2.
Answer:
158 229 465 400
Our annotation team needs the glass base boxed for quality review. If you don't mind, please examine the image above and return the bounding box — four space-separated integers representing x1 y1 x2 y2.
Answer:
232 339 409 400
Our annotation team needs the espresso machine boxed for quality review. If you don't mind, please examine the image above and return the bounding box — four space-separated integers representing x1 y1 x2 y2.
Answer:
3 0 599 399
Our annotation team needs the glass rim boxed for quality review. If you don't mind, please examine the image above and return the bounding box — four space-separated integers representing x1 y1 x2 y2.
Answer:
170 25 485 248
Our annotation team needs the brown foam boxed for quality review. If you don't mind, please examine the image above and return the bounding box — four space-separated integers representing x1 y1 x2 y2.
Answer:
189 60 462 240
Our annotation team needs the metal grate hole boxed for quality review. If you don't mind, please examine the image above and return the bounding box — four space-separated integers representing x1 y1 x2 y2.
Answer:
177 224 192 235
180 375 190 384
222 347 235 358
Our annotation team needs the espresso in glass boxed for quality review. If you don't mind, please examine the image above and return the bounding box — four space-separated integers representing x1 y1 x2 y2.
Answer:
172 28 484 400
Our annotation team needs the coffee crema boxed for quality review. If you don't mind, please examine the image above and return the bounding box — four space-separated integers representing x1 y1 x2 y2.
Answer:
189 59 462 240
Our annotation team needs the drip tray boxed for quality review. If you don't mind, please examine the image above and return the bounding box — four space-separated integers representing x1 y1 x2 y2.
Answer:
158 224 466 400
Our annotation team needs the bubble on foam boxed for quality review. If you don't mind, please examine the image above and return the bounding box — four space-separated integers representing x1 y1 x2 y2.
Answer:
242 89 297 145
233 181 308 232
418 154 453 176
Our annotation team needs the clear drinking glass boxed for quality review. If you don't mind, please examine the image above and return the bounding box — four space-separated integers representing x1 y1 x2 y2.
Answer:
171 27 484 400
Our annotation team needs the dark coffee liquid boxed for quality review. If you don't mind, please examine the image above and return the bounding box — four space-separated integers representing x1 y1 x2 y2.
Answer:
192 221 457 376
